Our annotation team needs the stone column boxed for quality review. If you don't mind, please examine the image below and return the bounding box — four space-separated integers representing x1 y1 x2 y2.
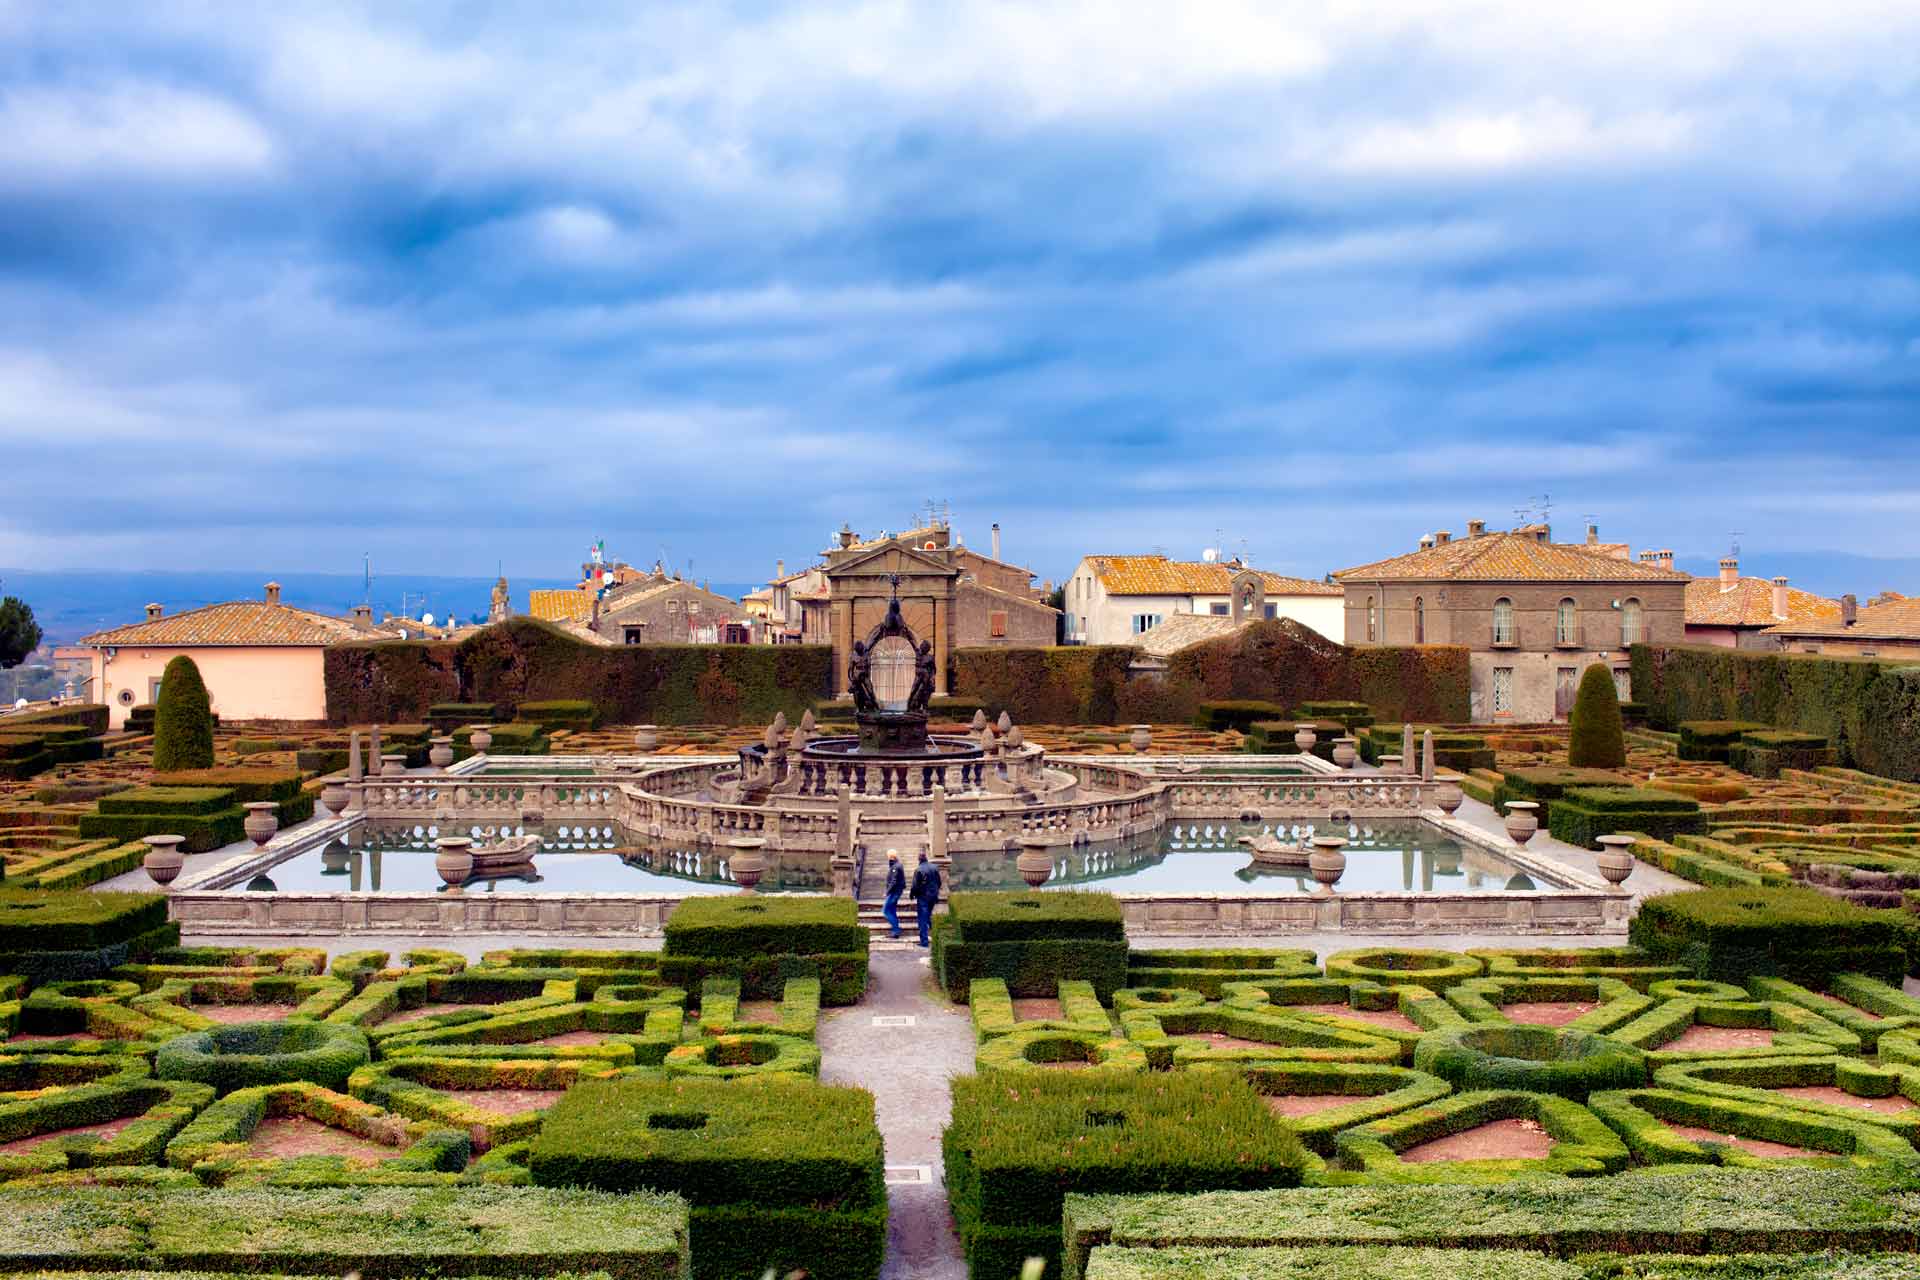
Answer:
1401 723 1415 772
1421 730 1435 782
928 785 948 861
368 725 383 771
836 786 855 859
348 730 364 782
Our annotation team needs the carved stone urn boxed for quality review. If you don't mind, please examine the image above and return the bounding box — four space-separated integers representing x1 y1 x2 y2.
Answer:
470 726 493 754
1433 782 1465 816
633 724 659 753
318 780 350 820
242 802 279 849
429 736 455 769
1015 840 1054 889
1594 834 1637 887
728 836 768 893
1331 737 1358 770
142 834 186 888
1503 800 1540 846
380 753 407 777
1129 724 1152 752
1308 836 1348 891
435 836 474 889
1294 724 1318 754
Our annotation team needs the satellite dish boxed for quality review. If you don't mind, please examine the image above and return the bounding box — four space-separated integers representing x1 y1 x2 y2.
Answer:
422 613 435 626
1202 548 1219 563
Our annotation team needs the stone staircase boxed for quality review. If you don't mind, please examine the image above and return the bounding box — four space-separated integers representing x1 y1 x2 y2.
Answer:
857 898 944 950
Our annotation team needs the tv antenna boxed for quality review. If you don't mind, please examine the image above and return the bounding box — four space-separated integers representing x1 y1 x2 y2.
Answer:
362 554 372 605
1729 531 1745 559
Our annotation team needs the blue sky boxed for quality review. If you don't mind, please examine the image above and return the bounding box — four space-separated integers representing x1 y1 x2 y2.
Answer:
2 3 1917 595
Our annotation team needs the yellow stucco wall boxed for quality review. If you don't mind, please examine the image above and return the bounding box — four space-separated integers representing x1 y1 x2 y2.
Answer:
90 646 329 728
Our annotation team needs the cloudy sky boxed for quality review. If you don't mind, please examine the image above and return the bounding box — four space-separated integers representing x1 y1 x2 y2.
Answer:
2 2 1917 590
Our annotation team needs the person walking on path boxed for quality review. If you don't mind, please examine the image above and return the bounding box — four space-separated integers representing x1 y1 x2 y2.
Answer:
909 852 942 947
882 850 906 940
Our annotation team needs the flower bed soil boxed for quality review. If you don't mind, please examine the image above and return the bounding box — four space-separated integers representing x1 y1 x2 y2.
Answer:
1806 992 1885 1022
1664 1026 1776 1051
1264 1094 1369 1118
529 1031 617 1047
0 1115 141 1156
381 1002 472 1026
1012 999 1063 1021
1773 1085 1915 1114
1503 1002 1597 1026
246 1117 400 1161
1401 1118 1554 1163
194 1004 298 1025
5 1032 102 1045
1664 1123 1821 1158
437 1087 570 1116
737 1001 780 1024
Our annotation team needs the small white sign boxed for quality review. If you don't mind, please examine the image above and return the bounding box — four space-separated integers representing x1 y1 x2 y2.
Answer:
871 1015 917 1027
884 1164 933 1185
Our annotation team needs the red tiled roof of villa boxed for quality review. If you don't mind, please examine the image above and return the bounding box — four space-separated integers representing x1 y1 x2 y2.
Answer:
1335 530 1688 584
82 601 379 647
1686 577 1840 628
1086 556 1340 597
1764 595 1920 641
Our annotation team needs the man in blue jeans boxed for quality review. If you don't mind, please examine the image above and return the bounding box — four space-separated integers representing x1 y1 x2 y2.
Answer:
881 851 906 940
909 851 942 947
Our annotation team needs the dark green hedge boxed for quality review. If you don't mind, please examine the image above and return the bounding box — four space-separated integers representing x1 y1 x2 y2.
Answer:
946 891 1126 942
951 645 1136 723
935 892 1130 1000
0 890 167 953
1193 700 1289 731
1547 787 1706 848
947 1071 1306 1280
154 1021 372 1093
530 1076 883 1280
326 618 833 725
1632 644 1920 782
152 655 215 771
1410 1024 1647 1100
1628 887 1908 985
663 896 865 957
150 768 304 803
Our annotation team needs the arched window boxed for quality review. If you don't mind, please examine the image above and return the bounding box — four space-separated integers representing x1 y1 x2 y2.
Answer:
1492 597 1515 645
1557 598 1578 646
1413 596 1425 644
1366 596 1377 642
1621 598 1642 646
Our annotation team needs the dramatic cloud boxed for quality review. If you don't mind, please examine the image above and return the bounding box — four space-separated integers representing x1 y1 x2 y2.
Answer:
1 2 1916 592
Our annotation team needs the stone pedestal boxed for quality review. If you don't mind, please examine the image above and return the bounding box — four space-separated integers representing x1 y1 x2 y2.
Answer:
928 785 948 860
1421 730 1435 782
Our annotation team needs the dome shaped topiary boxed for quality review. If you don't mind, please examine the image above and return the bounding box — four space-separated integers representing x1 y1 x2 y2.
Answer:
152 655 215 771
1567 663 1626 768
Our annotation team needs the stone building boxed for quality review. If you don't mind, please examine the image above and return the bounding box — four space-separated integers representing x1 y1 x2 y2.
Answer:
1061 555 1343 645
1334 522 1689 723
594 576 754 645
1684 556 1839 649
822 522 1058 697
79 582 406 727
1764 593 1920 659
757 561 834 645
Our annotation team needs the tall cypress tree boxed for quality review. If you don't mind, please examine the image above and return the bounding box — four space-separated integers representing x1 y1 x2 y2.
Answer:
152 655 215 771
1567 662 1626 768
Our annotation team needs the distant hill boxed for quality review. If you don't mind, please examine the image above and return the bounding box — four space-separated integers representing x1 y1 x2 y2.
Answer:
0 569 759 646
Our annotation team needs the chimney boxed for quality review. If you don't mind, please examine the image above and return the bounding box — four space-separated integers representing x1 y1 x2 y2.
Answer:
1842 594 1858 627
1656 550 1674 571
264 581 282 605
144 602 164 621
1771 576 1789 620
838 523 856 549
1587 523 1599 545
349 603 373 630
775 559 785 580
1435 530 1452 544
1419 534 1435 549
1467 519 1486 538
1719 557 1739 588
991 522 1001 560
1638 550 1653 565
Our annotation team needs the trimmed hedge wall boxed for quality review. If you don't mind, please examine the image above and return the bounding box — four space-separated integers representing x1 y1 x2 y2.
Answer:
934 892 1130 1001
1628 887 1909 985
1546 786 1706 848
1631 644 1920 782
951 645 1137 724
326 618 832 725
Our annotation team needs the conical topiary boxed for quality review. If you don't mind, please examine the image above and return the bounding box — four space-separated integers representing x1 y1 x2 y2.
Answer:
1566 662 1626 768
152 654 215 771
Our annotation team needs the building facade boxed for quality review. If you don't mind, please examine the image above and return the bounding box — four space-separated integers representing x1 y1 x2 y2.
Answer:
1684 557 1839 649
1062 555 1343 645
822 522 1057 696
1765 594 1920 658
1335 523 1688 723
79 583 395 727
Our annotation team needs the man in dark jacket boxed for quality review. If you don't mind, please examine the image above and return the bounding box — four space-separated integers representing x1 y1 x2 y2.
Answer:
908 852 942 947
882 851 906 940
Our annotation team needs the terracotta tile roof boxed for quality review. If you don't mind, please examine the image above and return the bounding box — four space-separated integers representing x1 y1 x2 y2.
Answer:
1686 577 1840 629
1134 613 1246 657
1086 556 1341 597
1335 531 1689 584
961 580 1061 612
529 589 594 621
1764 595 1920 641
81 601 376 647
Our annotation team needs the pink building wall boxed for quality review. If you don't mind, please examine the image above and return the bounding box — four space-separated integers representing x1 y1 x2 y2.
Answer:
90 646 329 728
